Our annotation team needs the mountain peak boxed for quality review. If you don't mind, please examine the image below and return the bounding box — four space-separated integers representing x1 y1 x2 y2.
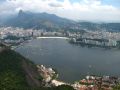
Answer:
4 11 74 30
18 9 24 16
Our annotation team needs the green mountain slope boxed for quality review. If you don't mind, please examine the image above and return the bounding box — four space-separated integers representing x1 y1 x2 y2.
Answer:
0 48 75 90
5 10 75 31
0 48 43 89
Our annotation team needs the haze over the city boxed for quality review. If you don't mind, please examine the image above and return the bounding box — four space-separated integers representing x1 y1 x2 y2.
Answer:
0 0 120 22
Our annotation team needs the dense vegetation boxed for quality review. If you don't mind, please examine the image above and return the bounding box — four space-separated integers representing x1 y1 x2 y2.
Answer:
4 35 21 40
0 49 75 90
5 10 74 31
113 84 120 90
0 49 28 89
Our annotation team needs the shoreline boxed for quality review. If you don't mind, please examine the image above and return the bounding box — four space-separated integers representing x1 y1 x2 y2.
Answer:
36 64 120 90
11 36 120 51
1 39 120 90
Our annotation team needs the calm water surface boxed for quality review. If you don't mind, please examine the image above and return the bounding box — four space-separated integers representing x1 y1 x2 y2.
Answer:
16 38 120 82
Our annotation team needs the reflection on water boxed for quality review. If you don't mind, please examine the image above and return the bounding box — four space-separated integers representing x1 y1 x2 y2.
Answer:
16 38 120 82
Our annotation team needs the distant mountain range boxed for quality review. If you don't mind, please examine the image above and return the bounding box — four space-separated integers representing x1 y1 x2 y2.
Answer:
4 10 75 31
2 10 120 32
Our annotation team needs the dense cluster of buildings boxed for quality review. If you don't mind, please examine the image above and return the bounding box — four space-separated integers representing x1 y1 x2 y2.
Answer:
0 27 34 38
0 27 65 39
1 27 120 48
71 38 118 47
36 65 59 86
36 64 120 90
0 27 65 45
1 27 120 89
37 65 70 87
72 75 120 90
69 30 120 47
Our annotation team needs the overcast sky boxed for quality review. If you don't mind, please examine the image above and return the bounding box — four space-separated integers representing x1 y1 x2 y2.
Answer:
0 0 120 22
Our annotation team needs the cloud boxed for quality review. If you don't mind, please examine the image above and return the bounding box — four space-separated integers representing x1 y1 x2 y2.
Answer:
0 0 120 22
49 2 63 7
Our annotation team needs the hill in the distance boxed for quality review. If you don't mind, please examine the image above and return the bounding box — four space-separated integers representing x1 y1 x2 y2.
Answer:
4 10 75 31
2 10 120 32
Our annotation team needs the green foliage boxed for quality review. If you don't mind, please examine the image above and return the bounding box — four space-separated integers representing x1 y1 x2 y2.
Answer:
5 10 73 30
32 85 75 90
113 85 120 90
37 75 43 81
0 43 5 47
0 49 75 90
0 70 27 90
0 49 28 90
4 35 20 40
54 85 75 90
79 82 94 85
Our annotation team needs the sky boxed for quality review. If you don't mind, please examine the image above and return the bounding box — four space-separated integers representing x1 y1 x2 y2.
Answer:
0 0 120 22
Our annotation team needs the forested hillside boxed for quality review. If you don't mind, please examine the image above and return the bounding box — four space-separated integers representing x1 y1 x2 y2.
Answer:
0 48 74 90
